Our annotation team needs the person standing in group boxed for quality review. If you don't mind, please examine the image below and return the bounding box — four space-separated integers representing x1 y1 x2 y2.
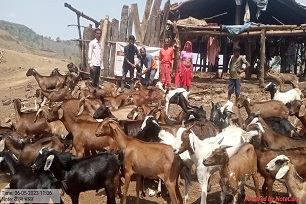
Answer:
175 41 193 91
159 38 174 89
120 35 140 92
88 28 103 88
136 47 158 87
228 45 250 103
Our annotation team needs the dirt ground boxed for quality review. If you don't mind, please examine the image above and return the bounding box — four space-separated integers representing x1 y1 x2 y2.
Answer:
0 49 293 203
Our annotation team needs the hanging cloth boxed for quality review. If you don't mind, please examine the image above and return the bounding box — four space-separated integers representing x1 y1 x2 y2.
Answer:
207 37 220 66
244 2 250 23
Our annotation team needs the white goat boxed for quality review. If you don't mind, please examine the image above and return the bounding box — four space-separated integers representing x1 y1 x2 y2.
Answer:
266 155 306 204
265 82 302 104
173 125 260 204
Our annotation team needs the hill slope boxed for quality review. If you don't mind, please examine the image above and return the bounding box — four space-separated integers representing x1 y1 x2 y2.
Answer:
0 20 78 58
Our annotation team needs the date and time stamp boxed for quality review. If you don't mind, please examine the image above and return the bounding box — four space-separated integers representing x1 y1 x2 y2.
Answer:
1 189 61 203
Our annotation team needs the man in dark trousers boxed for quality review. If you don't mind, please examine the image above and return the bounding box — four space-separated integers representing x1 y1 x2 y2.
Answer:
88 28 103 87
120 35 140 92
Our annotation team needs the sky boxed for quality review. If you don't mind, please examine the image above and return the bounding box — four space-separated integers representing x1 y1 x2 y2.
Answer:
1 0 306 41
0 0 181 40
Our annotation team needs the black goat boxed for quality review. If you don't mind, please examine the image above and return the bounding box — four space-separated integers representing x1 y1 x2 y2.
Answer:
92 103 116 119
0 150 62 204
50 68 63 76
210 102 233 130
245 113 303 139
32 148 123 204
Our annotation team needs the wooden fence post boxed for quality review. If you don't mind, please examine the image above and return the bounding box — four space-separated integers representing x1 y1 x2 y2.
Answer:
144 0 162 46
141 0 153 44
119 5 129 42
131 4 142 43
127 7 133 38
259 29 266 88
109 19 119 77
83 24 95 72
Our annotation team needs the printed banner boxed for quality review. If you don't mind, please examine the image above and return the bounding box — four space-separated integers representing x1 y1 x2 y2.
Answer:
114 42 161 79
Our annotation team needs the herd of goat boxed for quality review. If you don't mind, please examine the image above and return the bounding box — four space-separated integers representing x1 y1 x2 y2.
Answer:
1 63 306 204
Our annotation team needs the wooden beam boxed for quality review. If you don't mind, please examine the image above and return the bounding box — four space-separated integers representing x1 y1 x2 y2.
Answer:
149 13 157 46
109 19 119 77
144 0 162 46
131 4 142 43
83 24 95 72
259 29 266 88
76 15 83 69
64 3 100 27
141 0 153 42
103 19 112 77
127 7 133 38
176 24 298 31
154 11 162 47
119 5 129 42
160 0 171 39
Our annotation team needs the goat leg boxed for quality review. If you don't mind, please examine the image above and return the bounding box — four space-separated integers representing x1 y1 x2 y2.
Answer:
156 179 162 197
135 175 142 204
140 176 146 198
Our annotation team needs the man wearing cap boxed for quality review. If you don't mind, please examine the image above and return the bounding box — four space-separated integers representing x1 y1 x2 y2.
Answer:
228 45 250 103
121 35 140 92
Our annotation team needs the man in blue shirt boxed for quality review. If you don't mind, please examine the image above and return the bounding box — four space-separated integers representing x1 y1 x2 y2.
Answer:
136 47 157 87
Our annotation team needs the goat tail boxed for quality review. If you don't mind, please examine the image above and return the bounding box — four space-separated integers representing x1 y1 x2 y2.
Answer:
180 159 193 189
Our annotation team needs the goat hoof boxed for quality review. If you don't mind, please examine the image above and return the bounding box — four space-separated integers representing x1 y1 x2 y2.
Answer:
141 192 146 198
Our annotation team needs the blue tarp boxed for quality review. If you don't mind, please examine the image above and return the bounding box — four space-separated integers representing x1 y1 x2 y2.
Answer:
221 22 252 35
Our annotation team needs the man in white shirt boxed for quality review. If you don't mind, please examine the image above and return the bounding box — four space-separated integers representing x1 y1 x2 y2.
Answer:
88 28 103 87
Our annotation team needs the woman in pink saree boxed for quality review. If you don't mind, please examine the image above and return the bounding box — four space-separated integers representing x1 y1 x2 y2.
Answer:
175 41 193 91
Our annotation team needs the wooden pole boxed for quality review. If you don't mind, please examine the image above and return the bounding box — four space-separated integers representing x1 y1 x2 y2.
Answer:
83 24 95 72
131 4 142 43
100 16 109 72
76 15 84 70
154 11 162 47
64 3 100 27
259 29 266 88
141 0 153 43
119 5 129 42
245 41 252 79
160 0 171 40
104 19 112 77
127 7 133 38
235 4 241 25
109 19 119 77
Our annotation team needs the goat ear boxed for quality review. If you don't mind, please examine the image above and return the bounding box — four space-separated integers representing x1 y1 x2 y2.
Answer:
77 104 84 116
44 155 54 171
58 108 64 119
298 105 306 117
0 139 5 152
188 131 195 152
275 165 289 180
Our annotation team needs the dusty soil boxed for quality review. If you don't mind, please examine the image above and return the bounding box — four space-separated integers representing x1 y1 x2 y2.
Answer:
0 49 292 203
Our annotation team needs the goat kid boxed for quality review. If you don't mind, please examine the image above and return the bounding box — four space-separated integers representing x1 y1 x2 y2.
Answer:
266 155 305 204
0 150 63 204
203 144 260 204
264 82 302 104
173 125 260 204
32 147 123 204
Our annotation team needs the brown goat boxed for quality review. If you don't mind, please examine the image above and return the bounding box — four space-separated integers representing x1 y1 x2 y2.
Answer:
13 99 50 137
34 105 69 139
46 102 117 157
96 118 183 204
126 106 154 120
125 91 150 107
236 93 289 118
134 80 164 106
266 69 299 91
2 133 65 166
203 143 260 204
286 100 306 127
104 92 140 110
26 68 67 90
38 85 72 107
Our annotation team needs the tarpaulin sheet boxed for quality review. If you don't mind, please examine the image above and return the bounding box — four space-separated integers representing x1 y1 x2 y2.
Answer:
221 22 252 34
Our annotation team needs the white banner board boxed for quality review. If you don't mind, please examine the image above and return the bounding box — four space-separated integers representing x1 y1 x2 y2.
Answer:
114 42 161 79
